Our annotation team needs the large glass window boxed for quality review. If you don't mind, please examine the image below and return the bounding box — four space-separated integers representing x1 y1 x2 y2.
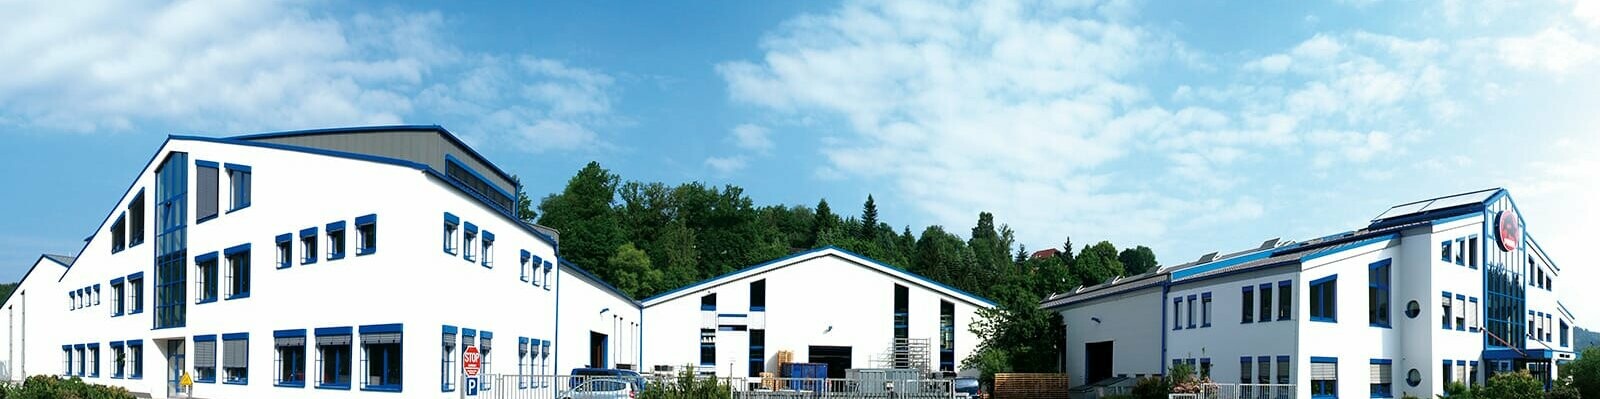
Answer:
749 329 765 377
194 335 217 383
1309 276 1337 322
1370 259 1392 327
518 338 530 389
316 327 353 389
1311 357 1338 397
939 300 955 371
699 329 715 367
750 279 767 311
111 342 126 379
196 252 219 304
480 332 493 391
110 214 127 253
153 153 187 329
275 330 307 387
1187 295 1197 329
362 324 403 392
128 340 144 379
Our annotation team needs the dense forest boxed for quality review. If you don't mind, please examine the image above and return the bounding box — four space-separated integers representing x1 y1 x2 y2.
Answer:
524 162 1160 376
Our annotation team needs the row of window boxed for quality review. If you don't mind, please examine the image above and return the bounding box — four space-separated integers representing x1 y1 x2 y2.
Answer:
108 189 146 254
1440 292 1481 332
1171 357 1213 379
195 161 252 224
108 273 146 317
191 333 251 384
1240 280 1295 324
1440 235 1480 269
1530 254 1554 291
278 214 378 269
1172 292 1214 330
1441 359 1480 389
61 340 143 380
698 279 769 312
517 337 553 389
439 326 550 392
189 324 405 391
1530 311 1566 344
68 284 102 311
1302 258 1393 326
1235 355 1293 397
445 212 554 290
195 243 252 304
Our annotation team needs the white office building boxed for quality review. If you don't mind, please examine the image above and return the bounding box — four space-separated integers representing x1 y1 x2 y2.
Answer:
1044 188 1580 398
0 125 993 398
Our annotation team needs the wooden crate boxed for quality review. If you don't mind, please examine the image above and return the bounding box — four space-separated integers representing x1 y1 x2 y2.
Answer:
774 350 794 366
993 373 1070 399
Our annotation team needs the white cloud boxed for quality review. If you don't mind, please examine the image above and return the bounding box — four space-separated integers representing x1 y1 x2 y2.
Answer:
1578 0 1600 29
704 156 748 174
1496 27 1600 74
731 123 774 152
418 55 618 153
1246 54 1292 74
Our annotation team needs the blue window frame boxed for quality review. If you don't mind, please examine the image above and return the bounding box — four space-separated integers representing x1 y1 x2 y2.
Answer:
196 160 220 223
1442 292 1454 330
1258 283 1273 323
1241 286 1254 323
153 153 188 329
480 331 493 391
327 221 347 261
1455 294 1466 331
1311 357 1338 398
355 214 377 256
110 341 125 378
360 325 403 393
110 213 127 253
110 278 126 316
443 212 459 255
88 343 100 377
195 252 219 304
1310 275 1337 323
128 190 146 247
275 329 307 387
1468 297 1479 332
129 273 146 315
1370 359 1393 398
128 339 143 379
442 325 458 392
1440 240 1452 262
518 337 530 389
521 250 532 282
543 261 553 290
1172 298 1182 330
531 255 546 286
481 231 495 268
75 344 85 376
1369 259 1391 328
222 332 249 384
462 222 478 262
1186 295 1197 329
225 163 251 212
1466 235 1479 269
1201 292 1212 327
315 326 353 390
1561 320 1570 347
1278 280 1293 321
275 233 293 269
300 227 319 265
225 243 251 300
195 334 217 383
1455 238 1465 265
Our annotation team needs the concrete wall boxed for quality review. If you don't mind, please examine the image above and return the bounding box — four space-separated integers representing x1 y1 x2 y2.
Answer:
1058 284 1164 385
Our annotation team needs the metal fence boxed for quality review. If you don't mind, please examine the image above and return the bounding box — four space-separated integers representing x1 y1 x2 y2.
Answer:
1168 383 1296 399
471 374 960 399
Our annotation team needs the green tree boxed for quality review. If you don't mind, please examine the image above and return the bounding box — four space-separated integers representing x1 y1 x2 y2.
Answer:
1561 346 1600 398
1074 241 1125 286
512 174 537 223
1477 370 1543 399
1119 246 1159 276
810 199 837 248
607 243 662 299
653 218 700 293
536 162 625 282
860 195 879 240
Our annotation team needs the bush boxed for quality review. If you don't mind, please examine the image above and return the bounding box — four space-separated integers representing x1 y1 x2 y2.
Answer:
1479 370 1546 399
1129 376 1170 399
0 375 136 399
1564 347 1600 399
637 368 731 399
1546 383 1581 399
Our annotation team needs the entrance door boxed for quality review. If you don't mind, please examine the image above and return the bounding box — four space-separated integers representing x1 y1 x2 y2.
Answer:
807 346 852 379
1085 341 1114 385
590 332 608 369
166 340 186 397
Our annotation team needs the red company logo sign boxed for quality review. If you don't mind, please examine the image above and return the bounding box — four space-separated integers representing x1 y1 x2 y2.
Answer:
1496 210 1521 252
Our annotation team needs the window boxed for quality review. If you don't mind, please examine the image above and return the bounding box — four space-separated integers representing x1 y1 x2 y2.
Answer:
442 325 458 392
518 338 530 389
196 252 219 304
1440 294 1455 329
110 278 126 316
1199 358 1211 379
542 261 553 290
1172 298 1182 330
275 329 307 387
128 339 143 379
1241 286 1254 323
356 214 377 255
480 332 493 391
223 333 249 384
1309 275 1337 322
1440 240 1451 262
226 164 250 212
1259 283 1272 323
539 341 550 387
702 294 717 311
362 324 403 392
1186 295 1196 329
316 327 353 389
1276 356 1290 397
153 153 187 329
749 329 765 377
1277 280 1292 320
76 344 85 376
1370 259 1392 327
751 279 767 311
327 221 346 261
1311 357 1338 398
1454 295 1466 331
939 301 955 372
111 341 125 379
1442 360 1454 386
128 190 145 247
1455 238 1465 265
1469 362 1479 386
93 284 101 306
1468 298 1479 331
110 214 127 253
195 335 217 383
1467 235 1479 268
128 273 144 314
1371 359 1393 398
443 213 459 255
226 244 251 299
1258 356 1270 386
463 222 478 262
700 329 716 366
481 231 495 267
300 227 318 265
1239 357 1252 392
1562 320 1570 347
1201 293 1213 327
521 251 533 282
89 343 101 377
275 234 292 269
63 345 71 376
1457 360 1468 386
196 160 220 222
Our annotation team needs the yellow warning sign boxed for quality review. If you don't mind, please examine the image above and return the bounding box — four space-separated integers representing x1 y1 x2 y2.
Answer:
180 371 194 387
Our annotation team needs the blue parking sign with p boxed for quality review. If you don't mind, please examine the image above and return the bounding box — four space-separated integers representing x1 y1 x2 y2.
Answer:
466 377 479 396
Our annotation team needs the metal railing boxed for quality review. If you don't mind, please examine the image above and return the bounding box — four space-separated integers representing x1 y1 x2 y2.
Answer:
474 374 644 399
472 373 961 399
1169 383 1296 399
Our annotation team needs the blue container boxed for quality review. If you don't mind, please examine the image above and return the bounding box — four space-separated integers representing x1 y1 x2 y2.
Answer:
780 363 829 391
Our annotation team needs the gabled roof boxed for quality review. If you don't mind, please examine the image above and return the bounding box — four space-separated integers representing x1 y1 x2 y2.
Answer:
9 254 72 300
640 246 997 308
43 254 76 266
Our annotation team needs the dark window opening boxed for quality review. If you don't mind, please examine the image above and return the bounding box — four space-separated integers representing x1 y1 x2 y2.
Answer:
750 279 766 311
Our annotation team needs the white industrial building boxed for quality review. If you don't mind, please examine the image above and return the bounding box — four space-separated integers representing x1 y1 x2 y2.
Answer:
0 125 994 398
640 247 994 379
1044 188 1580 398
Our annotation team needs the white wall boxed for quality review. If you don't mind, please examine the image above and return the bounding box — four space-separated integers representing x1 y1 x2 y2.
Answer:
554 266 642 375
1167 266 1301 388
1 257 68 381
1057 284 1164 385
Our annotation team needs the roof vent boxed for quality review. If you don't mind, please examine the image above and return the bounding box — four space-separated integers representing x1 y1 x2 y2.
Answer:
1197 252 1218 263
1259 238 1280 249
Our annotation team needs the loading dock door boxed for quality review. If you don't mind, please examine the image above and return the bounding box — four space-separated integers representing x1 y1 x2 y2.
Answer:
590 332 608 368
807 346 852 378
1085 341 1113 385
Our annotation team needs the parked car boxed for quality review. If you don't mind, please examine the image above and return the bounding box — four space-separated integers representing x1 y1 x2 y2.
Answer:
570 368 649 391
560 378 638 399
954 377 980 398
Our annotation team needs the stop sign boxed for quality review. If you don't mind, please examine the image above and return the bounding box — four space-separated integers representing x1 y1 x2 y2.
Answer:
463 346 482 377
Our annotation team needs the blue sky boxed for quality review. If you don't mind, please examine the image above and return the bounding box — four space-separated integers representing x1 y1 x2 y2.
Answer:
1 0 1596 321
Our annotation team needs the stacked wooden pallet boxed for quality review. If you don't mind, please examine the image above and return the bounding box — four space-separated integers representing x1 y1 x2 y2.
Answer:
993 373 1070 399
774 350 795 366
